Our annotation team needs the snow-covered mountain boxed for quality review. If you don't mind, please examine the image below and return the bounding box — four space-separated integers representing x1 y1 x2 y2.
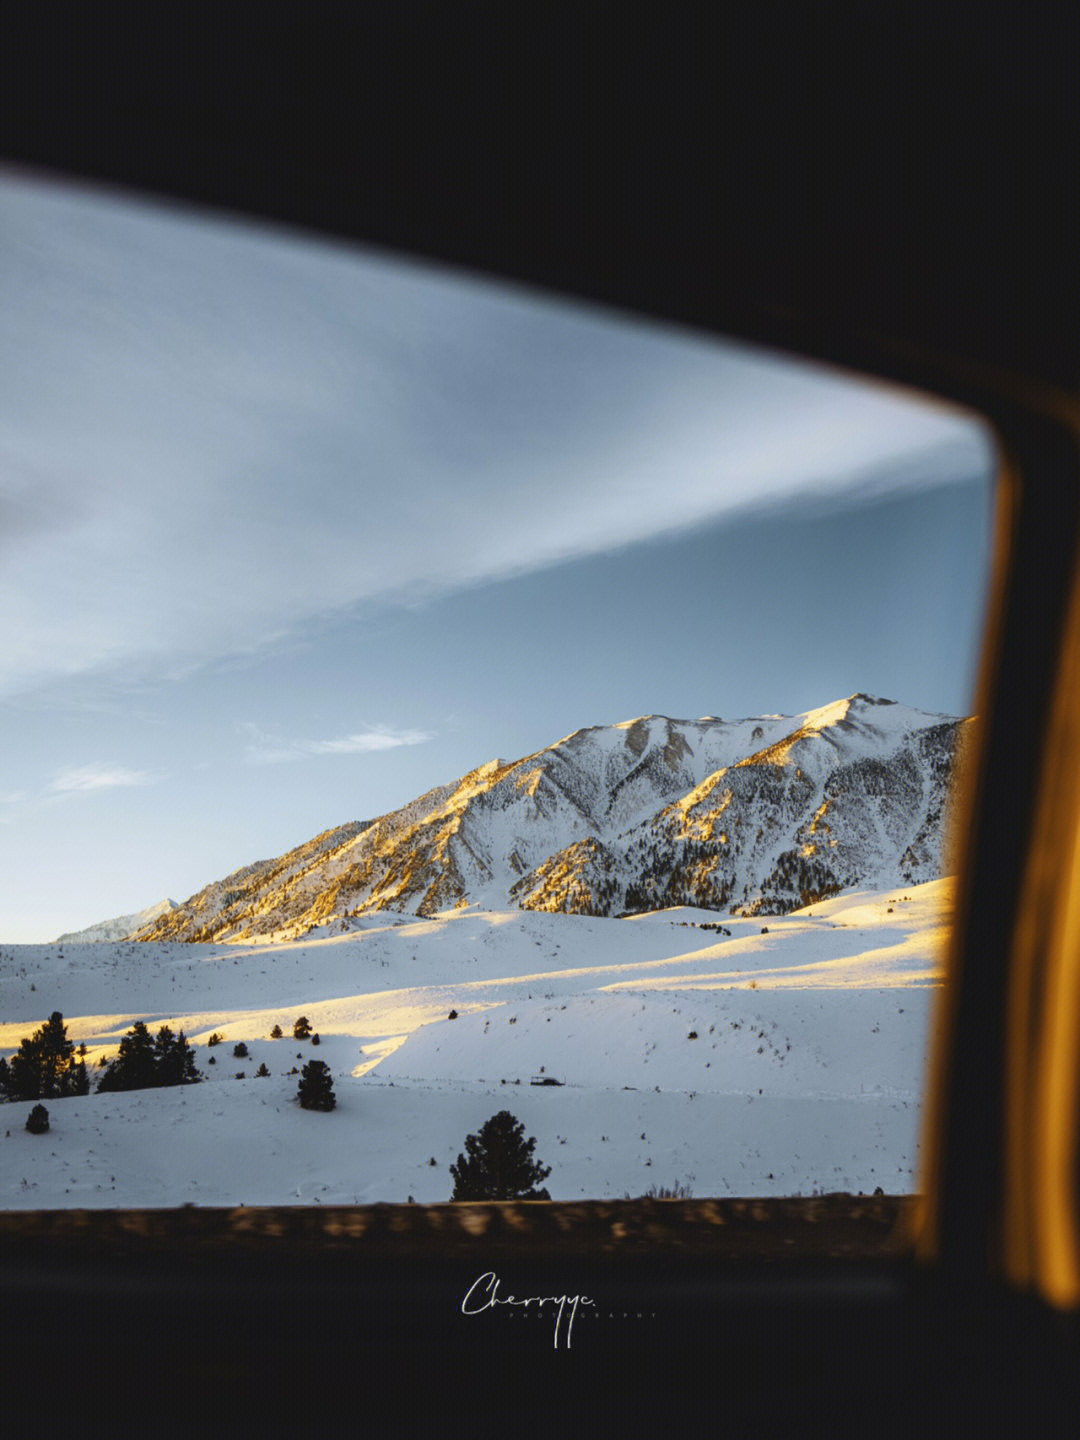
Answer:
133 694 971 943
55 898 179 944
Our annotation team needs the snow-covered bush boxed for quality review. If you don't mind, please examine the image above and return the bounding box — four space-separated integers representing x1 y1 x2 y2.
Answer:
26 1103 49 1134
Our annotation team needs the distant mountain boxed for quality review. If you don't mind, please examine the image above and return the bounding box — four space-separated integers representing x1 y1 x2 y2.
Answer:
134 695 972 943
56 898 180 944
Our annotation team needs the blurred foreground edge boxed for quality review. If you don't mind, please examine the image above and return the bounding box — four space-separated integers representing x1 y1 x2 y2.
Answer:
3 1194 1077 1429
0 1192 914 1257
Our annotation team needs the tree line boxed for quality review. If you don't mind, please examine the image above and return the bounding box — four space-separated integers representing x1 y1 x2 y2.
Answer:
0 1011 201 1101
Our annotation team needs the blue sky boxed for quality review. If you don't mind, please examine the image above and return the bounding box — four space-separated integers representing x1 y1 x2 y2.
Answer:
1 174 996 941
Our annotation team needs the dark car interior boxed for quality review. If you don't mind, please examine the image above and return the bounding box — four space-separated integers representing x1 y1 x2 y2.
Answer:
4 12 1080 1430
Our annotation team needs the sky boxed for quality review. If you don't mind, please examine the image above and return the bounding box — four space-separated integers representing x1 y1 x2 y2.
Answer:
1 172 997 942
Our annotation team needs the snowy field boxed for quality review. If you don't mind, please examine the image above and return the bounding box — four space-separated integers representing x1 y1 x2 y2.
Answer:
0 879 951 1207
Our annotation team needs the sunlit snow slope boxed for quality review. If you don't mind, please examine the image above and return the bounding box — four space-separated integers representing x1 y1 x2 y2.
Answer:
0 878 950 1207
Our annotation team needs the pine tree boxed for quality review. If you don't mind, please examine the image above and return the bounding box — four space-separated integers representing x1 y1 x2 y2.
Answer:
293 1016 312 1040
297 1059 335 1111
97 1022 156 1092
62 1060 90 1096
449 1111 552 1200
25 1103 49 1134
155 1027 200 1086
154 1025 178 1073
5 1012 79 1100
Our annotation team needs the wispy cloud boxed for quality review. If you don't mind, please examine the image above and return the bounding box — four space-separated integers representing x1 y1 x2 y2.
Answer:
0 175 994 700
241 723 432 766
0 789 26 825
305 732 432 754
48 765 150 794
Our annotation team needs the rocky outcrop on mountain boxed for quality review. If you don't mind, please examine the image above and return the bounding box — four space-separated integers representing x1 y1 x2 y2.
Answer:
513 699 972 917
132 694 972 942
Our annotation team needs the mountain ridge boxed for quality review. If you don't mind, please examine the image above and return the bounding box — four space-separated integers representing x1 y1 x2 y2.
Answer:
125 694 970 943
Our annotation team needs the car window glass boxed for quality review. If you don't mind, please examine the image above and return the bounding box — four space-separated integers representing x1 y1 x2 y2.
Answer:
0 174 995 1207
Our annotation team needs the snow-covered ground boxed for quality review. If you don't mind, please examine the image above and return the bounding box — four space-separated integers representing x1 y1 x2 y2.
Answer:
0 878 951 1207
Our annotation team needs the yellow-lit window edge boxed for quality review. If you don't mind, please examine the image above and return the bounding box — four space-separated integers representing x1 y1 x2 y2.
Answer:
914 415 1080 1311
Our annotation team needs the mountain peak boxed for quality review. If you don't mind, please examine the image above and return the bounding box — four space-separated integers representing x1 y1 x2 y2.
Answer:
56 897 179 944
